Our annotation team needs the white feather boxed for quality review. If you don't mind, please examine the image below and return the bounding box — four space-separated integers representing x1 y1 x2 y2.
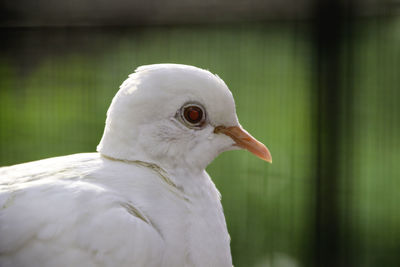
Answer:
0 64 241 267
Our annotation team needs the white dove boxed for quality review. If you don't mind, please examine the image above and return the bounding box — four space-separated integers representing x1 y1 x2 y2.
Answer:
0 64 271 267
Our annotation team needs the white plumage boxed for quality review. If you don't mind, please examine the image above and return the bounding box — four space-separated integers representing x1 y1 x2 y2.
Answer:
0 64 271 267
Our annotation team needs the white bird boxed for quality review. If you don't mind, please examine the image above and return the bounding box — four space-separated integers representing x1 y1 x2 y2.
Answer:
0 64 271 267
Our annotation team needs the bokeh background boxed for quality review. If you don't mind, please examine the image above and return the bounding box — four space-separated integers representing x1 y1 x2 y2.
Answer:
1 0 399 266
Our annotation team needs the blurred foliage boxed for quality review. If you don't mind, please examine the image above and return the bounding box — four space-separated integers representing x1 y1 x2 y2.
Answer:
0 18 399 267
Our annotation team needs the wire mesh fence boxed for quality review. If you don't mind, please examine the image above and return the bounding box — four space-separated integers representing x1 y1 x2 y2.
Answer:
0 1 399 266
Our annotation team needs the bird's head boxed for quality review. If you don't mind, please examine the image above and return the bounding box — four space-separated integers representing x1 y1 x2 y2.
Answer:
97 64 271 172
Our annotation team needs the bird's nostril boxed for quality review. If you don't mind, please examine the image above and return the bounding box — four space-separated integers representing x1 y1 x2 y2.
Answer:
214 126 226 134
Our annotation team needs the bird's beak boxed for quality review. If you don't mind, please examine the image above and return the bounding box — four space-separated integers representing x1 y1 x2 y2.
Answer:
214 125 272 163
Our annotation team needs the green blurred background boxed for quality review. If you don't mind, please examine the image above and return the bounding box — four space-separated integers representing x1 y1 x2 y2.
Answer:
1 0 399 266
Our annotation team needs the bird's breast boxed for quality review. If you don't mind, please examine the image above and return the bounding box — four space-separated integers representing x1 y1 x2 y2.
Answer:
150 171 233 267
97 161 232 266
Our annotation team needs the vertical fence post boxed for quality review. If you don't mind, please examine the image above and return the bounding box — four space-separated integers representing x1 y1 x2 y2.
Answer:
312 0 354 266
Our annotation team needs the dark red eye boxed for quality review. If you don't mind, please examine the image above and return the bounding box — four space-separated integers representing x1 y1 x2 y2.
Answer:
184 106 203 124
178 103 206 128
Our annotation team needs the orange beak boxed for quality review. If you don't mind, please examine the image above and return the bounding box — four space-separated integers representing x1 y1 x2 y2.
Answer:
214 125 272 163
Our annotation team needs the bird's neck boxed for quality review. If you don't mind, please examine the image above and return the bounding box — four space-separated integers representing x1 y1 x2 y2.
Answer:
100 154 209 197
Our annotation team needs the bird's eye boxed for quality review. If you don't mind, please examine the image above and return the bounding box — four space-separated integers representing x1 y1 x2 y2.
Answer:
184 106 203 123
179 103 206 128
